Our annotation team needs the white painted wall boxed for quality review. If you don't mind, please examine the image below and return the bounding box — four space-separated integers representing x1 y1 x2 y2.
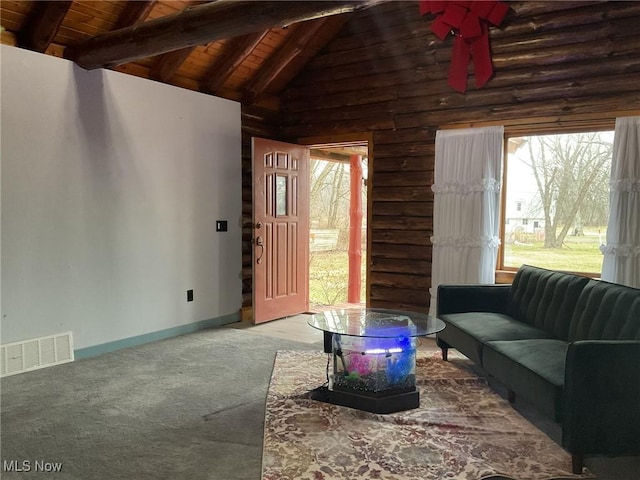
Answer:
1 45 242 350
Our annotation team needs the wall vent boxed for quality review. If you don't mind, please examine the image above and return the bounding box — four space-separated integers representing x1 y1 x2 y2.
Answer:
1 332 74 377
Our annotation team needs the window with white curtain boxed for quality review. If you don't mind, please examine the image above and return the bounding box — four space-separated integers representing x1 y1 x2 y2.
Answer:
432 116 638 299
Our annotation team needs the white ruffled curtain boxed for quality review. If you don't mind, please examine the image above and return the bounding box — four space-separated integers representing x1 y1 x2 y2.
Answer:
601 116 640 288
430 126 504 313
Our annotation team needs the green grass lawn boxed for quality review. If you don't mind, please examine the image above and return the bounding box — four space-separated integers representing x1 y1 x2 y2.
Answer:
504 229 606 273
309 228 605 307
309 250 366 306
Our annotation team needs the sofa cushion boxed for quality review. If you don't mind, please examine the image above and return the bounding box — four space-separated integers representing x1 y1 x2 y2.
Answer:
483 339 568 420
507 265 590 340
438 312 553 365
569 279 640 341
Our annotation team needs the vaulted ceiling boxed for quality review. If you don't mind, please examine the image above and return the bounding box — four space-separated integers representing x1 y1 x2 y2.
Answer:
0 0 383 110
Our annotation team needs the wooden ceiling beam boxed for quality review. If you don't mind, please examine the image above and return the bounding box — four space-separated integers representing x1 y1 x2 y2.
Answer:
114 1 156 29
201 31 268 95
148 1 212 83
17 1 72 53
242 18 329 105
64 0 385 70
150 46 196 82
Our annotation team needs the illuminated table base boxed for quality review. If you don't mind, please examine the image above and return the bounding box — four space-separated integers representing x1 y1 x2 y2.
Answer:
311 333 420 414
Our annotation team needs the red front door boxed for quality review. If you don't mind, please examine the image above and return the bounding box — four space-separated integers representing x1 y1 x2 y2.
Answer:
252 138 310 323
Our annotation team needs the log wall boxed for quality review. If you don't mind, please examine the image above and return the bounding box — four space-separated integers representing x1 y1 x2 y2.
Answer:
275 0 640 312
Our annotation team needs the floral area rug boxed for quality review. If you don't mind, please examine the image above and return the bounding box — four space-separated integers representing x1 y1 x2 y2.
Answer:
262 351 594 480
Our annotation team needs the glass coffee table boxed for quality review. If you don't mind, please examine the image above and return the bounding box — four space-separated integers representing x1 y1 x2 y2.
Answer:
307 308 445 414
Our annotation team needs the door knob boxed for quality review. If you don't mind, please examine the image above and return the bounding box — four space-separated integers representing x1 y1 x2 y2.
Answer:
254 221 263 229
255 236 264 264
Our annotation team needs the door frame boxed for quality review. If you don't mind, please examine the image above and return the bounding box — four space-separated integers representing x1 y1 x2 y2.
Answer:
297 132 373 307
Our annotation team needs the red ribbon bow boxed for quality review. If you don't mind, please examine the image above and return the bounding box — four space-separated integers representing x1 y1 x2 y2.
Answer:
420 1 509 92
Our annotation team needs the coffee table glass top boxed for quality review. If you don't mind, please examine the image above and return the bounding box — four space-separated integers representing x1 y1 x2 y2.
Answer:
307 308 444 338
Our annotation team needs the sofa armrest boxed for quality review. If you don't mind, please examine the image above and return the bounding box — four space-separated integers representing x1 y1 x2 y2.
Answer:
437 284 511 316
562 340 640 456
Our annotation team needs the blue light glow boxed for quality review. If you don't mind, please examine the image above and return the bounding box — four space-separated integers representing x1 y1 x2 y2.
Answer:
359 329 415 386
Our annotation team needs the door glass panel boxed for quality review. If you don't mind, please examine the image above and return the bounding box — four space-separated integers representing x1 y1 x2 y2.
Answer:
276 174 288 216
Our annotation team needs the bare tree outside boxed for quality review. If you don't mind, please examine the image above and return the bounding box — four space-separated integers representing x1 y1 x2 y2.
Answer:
523 132 612 248
504 131 613 273
309 157 367 306
310 160 350 230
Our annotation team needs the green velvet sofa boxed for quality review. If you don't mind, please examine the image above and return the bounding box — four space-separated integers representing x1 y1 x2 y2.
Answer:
435 264 640 474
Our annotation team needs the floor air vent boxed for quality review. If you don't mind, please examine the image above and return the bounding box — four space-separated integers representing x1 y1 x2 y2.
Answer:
1 332 74 377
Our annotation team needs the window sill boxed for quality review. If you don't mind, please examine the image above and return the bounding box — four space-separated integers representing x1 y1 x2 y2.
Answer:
495 270 516 284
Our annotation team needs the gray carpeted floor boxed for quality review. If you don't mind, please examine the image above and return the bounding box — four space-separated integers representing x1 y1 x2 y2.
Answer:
1 327 318 480
2 326 638 480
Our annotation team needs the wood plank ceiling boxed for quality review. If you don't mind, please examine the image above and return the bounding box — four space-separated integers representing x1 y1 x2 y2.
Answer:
0 0 382 110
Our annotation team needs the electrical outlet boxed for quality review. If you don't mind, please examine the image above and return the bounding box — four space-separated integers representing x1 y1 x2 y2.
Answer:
187 289 194 302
